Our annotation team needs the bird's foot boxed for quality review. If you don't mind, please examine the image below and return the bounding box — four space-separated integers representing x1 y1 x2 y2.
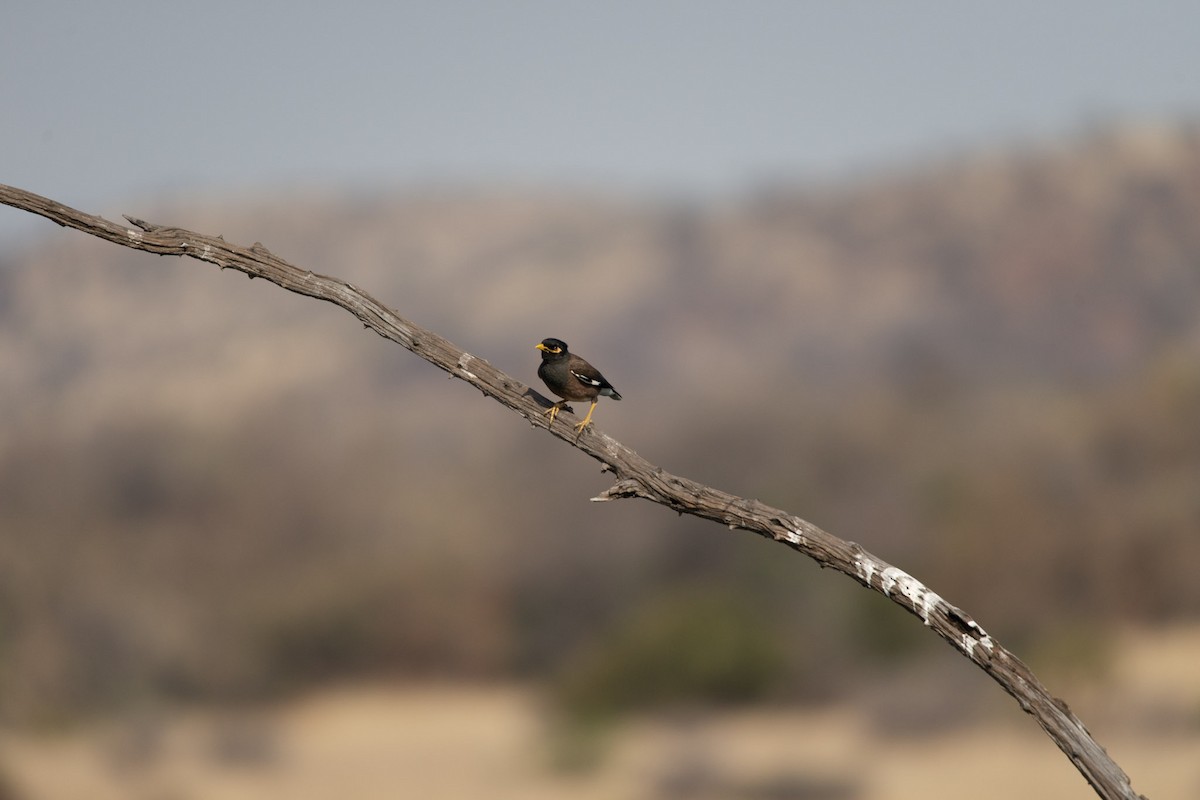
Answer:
543 402 568 428
572 402 598 437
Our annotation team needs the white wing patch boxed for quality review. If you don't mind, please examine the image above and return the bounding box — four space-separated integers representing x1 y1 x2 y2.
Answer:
570 369 604 387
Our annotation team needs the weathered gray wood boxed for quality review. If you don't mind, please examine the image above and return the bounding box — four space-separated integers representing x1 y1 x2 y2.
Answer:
0 183 1147 799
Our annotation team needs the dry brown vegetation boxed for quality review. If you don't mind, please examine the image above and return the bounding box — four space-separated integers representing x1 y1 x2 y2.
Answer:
2 625 1198 799
2 124 1200 793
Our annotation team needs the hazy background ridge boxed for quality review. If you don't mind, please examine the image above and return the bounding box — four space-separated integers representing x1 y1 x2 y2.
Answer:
3 125 1200 724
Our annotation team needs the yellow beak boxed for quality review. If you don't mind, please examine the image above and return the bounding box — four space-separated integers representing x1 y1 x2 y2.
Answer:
535 342 549 351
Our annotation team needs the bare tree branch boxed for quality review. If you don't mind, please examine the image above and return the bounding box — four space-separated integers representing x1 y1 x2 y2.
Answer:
0 184 1146 799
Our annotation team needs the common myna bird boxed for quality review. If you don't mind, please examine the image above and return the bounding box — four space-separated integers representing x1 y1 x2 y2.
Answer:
535 337 621 433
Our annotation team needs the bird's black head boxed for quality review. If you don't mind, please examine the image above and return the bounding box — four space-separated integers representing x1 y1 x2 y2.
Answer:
536 338 569 358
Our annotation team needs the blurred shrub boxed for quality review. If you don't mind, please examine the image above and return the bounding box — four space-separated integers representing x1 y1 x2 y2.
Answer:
847 587 935 661
549 584 788 724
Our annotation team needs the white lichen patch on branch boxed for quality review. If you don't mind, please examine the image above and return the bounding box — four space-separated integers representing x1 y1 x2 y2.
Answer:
781 529 805 546
880 566 944 626
854 552 878 589
856 554 995 659
855 553 943 627
962 620 995 659
456 353 478 381
126 228 143 242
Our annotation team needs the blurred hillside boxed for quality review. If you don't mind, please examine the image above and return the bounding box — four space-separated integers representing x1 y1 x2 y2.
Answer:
2 123 1200 724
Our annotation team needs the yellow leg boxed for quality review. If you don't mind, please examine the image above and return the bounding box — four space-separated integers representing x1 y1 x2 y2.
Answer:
544 402 564 427
573 400 598 433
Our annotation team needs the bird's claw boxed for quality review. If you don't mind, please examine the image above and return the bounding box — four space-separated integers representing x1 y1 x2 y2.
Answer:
543 402 570 428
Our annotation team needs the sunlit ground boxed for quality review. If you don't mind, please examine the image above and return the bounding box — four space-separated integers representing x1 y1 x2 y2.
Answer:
3 625 1196 800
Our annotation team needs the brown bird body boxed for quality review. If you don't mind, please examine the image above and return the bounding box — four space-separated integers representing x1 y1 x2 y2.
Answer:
535 338 621 433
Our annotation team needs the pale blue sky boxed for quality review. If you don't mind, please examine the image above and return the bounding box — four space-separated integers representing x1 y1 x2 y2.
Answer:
3 2 1199 237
